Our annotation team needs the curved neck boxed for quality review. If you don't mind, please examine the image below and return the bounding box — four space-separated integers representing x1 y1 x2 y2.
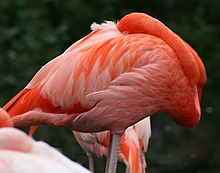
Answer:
117 13 199 83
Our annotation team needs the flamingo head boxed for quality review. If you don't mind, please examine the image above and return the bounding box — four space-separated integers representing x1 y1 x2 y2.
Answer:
171 85 201 128
169 70 206 128
172 42 207 128
0 108 13 127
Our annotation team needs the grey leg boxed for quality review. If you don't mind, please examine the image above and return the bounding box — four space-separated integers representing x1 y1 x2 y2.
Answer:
105 134 113 173
125 165 130 173
105 133 122 173
87 153 94 172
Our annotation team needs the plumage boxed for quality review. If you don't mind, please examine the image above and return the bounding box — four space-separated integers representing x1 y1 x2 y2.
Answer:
2 12 207 173
0 127 91 173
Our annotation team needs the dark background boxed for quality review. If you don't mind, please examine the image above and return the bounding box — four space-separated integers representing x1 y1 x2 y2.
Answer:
0 0 219 172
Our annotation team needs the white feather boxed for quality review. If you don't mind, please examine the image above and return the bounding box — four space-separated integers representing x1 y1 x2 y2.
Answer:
91 21 118 31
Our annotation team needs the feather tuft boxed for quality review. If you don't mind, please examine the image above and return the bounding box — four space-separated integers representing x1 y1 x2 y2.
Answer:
91 21 118 31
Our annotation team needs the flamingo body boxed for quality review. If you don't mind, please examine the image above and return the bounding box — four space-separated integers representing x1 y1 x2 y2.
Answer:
4 15 205 131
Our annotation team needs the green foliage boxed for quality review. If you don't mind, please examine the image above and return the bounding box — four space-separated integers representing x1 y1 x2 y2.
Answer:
0 0 219 172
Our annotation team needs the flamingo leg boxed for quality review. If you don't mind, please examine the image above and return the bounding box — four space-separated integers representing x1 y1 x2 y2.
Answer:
125 166 130 173
105 134 112 173
11 110 77 128
141 152 146 173
86 153 94 172
105 133 122 173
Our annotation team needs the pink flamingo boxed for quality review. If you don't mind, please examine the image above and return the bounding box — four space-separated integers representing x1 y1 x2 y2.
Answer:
2 12 206 173
0 127 91 173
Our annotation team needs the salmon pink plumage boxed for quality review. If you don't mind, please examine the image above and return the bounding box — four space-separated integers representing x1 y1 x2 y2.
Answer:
2 12 206 173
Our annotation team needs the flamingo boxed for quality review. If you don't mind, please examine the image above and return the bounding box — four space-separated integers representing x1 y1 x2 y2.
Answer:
2 12 207 173
73 117 151 172
0 127 91 173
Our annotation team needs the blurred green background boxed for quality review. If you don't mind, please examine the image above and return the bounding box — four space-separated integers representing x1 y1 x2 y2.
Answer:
0 0 219 172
